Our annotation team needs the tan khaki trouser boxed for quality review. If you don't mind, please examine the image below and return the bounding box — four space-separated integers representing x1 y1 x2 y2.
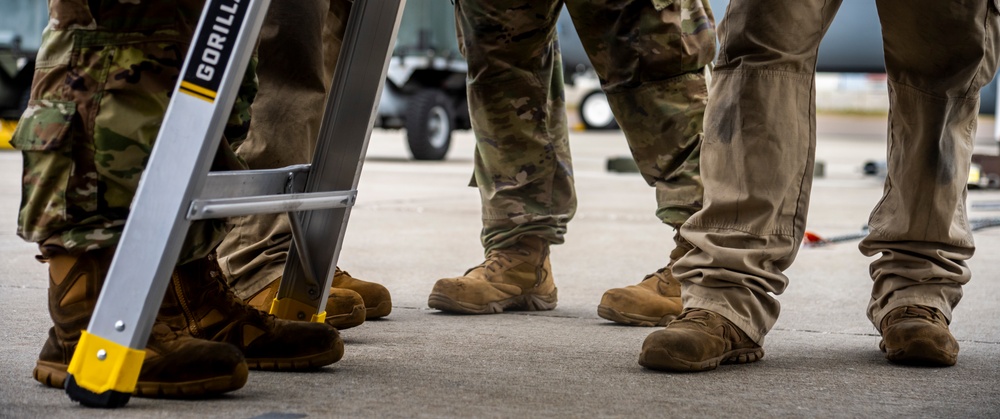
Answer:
216 1 350 299
674 0 1000 344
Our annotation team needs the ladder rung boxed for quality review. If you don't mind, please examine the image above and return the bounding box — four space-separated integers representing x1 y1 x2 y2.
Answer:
200 164 312 200
187 190 356 220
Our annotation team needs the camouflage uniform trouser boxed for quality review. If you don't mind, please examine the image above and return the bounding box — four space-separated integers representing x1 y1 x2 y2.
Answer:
12 0 253 263
673 0 1000 344
457 0 716 257
216 0 350 299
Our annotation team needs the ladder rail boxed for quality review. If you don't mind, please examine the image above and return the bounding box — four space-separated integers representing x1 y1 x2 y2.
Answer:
64 0 271 406
87 0 271 351
276 0 406 321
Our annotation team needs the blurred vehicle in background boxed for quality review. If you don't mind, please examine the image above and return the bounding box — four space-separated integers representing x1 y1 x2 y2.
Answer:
375 2 470 161
0 1 46 149
0 33 36 149
574 72 618 130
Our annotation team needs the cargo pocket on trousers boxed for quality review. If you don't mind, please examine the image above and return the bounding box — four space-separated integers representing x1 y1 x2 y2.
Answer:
11 99 79 242
10 100 75 150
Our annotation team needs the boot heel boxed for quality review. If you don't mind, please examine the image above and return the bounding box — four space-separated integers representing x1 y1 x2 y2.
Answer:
524 290 558 311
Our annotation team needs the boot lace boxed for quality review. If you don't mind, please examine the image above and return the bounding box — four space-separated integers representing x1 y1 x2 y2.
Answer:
643 266 670 281
673 309 750 347
204 254 278 326
464 246 529 276
886 305 945 326
674 308 714 328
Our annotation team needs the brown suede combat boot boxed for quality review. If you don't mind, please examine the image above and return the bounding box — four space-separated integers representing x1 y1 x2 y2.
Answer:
639 308 763 372
245 277 366 330
879 305 959 367
598 266 682 326
160 254 344 371
33 246 248 398
333 268 392 319
428 237 557 314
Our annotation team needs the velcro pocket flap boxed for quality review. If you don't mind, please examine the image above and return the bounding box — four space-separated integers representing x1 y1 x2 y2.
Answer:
10 100 76 151
652 0 676 11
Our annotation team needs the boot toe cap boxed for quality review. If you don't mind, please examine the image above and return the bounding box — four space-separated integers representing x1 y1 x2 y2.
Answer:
600 287 682 319
882 321 959 366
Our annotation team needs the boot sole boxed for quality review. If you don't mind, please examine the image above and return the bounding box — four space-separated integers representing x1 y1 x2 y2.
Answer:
34 361 70 389
133 363 248 399
597 305 676 327
427 291 557 314
638 346 764 372
246 339 345 371
34 361 247 398
327 304 366 330
880 339 958 367
365 301 393 319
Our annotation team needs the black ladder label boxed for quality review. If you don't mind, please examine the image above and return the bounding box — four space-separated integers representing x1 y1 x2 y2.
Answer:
179 0 248 103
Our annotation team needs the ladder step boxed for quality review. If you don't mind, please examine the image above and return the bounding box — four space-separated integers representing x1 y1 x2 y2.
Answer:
187 190 357 220
200 164 312 200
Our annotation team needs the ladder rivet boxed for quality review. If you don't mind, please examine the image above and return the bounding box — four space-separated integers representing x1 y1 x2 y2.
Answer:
97 349 107 361
114 321 126 332
297 312 306 320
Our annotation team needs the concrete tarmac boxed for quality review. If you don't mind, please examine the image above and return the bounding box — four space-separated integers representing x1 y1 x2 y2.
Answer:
1 114 999 418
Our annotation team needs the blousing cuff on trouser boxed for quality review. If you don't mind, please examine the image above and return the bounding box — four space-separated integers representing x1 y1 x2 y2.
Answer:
469 72 575 254
35 218 227 266
481 219 567 254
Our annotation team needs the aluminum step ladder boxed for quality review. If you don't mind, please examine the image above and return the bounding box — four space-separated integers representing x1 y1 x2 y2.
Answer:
63 0 405 408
